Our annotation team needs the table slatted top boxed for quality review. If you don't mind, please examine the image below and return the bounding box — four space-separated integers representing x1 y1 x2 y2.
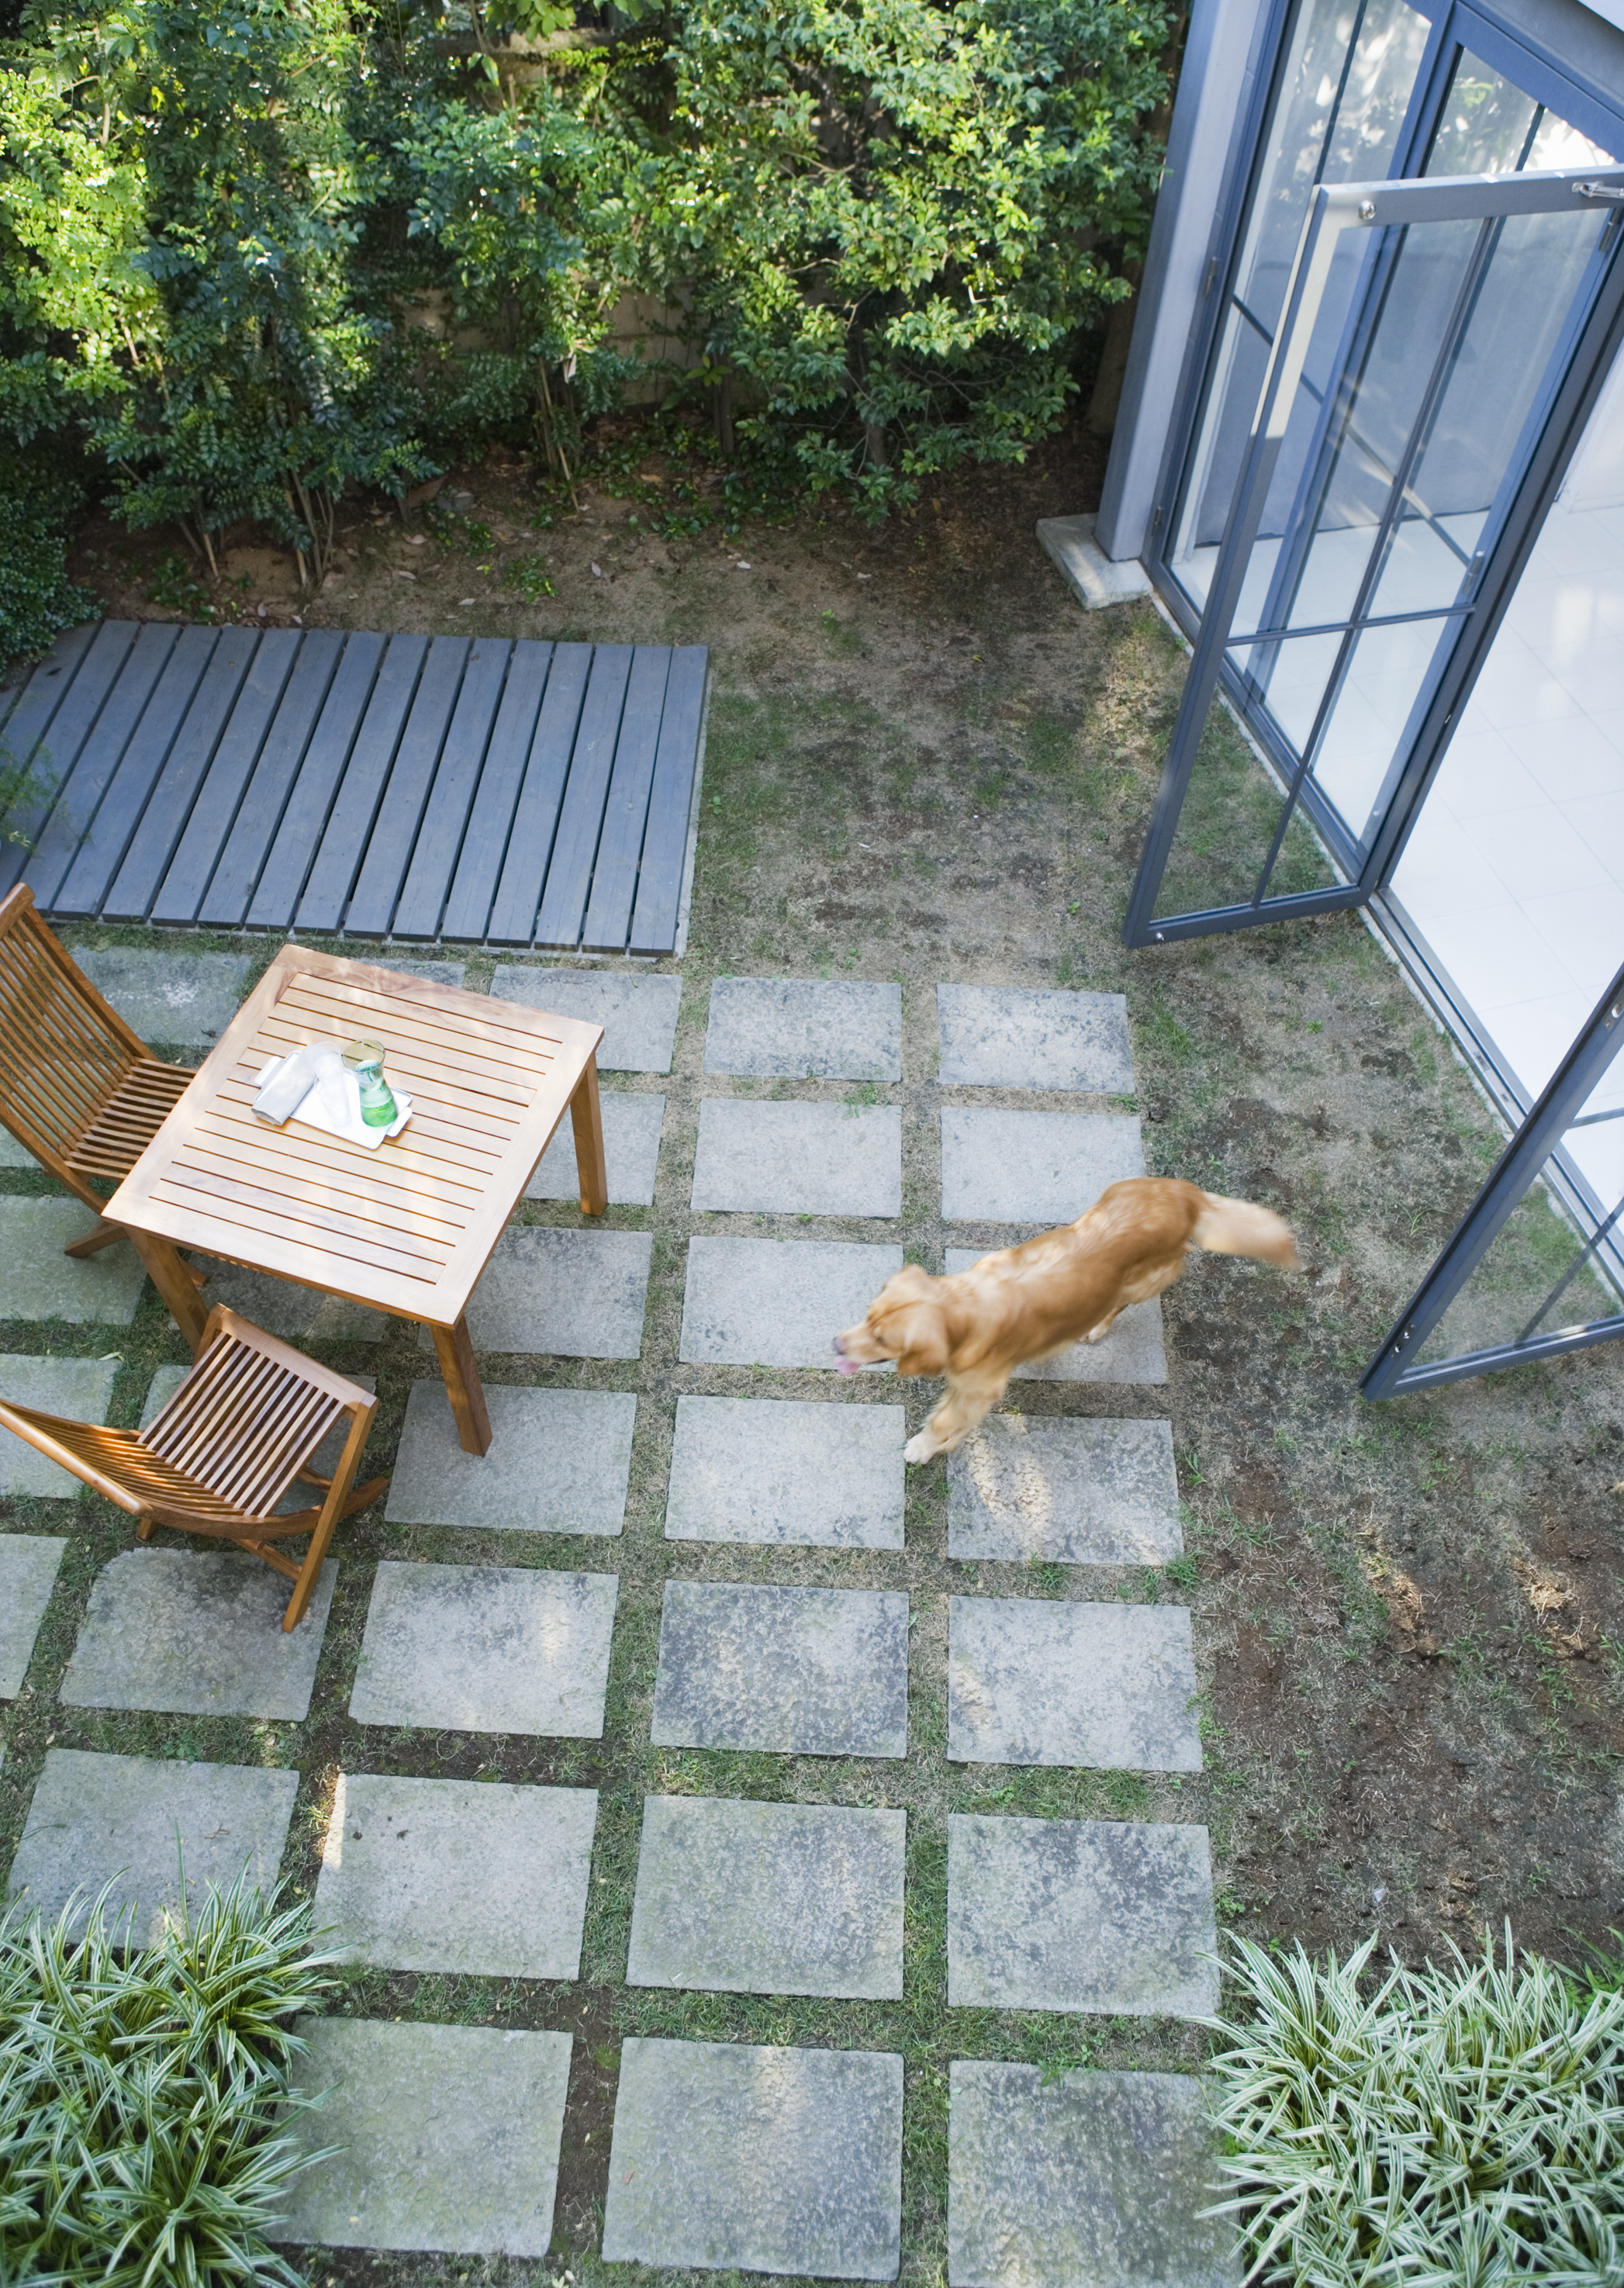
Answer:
104 947 602 1325
0 623 707 952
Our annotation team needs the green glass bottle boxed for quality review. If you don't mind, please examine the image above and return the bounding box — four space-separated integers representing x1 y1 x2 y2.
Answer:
343 1039 398 1128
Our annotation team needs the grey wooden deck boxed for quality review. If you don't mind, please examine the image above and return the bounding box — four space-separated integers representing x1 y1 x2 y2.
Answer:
0 622 708 952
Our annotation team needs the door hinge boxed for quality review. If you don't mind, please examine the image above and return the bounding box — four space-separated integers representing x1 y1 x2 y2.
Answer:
1150 505 1163 534
1203 256 1219 296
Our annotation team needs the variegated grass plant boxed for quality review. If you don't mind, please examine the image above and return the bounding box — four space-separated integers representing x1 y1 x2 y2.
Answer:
0 1870 339 2288
1204 1928 1624 2285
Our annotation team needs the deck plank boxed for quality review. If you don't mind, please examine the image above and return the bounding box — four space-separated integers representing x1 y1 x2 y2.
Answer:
245 632 384 930
343 637 470 936
391 637 513 940
294 634 429 934
150 630 302 924
0 621 139 897
485 642 593 945
630 646 709 956
24 624 181 908
101 626 261 922
197 629 347 927
534 642 632 948
581 647 671 952
440 640 554 944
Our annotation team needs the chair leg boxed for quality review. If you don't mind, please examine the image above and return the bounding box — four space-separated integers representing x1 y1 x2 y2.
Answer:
64 1218 128 1260
281 1405 382 1633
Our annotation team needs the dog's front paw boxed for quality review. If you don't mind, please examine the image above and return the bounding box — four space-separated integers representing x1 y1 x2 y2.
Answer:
904 1432 938 1466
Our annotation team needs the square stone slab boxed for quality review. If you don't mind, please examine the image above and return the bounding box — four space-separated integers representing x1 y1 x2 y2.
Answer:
315 1771 598 1976
627 1795 906 1999
280 2019 571 2257
350 1562 617 1736
0 1200 150 1325
948 1416 1181 1564
526 1090 665 1204
58 1549 337 1720
651 1581 909 1757
947 1814 1218 2016
941 1109 1145 1225
459 1226 652 1357
0 1355 119 1496
680 1237 903 1367
936 986 1134 1094
7 1748 299 1944
665 1396 906 1550
603 2037 904 2279
945 1252 1168 1384
693 1100 901 1218
0 1535 66 1695
385 1381 635 1534
948 2063 1237 2288
703 978 903 1081
374 958 468 990
193 1255 386 1341
71 947 252 1050
948 1597 1200 1771
490 966 681 1072
0 1128 36 1167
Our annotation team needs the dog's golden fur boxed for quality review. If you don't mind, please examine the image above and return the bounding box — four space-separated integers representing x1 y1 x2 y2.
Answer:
834 1177 1299 1463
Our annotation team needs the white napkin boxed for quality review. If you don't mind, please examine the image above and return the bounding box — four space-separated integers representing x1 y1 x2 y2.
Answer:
253 1052 413 1150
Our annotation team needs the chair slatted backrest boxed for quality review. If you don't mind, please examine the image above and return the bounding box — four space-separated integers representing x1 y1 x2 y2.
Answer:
144 1318 347 1519
0 885 146 1173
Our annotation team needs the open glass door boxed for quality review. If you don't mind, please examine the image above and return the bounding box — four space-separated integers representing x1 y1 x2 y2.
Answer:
1125 151 1624 946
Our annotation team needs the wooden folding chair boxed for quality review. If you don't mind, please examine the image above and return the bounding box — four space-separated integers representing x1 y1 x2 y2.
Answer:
0 1307 388 1630
0 882 197 1259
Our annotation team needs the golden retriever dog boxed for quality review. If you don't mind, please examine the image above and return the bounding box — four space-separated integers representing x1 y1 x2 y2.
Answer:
834 1177 1299 1464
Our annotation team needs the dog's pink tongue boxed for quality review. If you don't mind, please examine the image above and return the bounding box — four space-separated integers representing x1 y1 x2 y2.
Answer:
835 1355 860 1377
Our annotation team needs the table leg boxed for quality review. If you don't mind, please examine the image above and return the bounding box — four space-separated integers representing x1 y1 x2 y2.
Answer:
432 1314 492 1455
127 1230 209 1349
569 1052 609 1216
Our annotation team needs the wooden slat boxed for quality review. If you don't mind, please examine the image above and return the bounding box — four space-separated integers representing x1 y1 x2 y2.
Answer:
630 646 710 956
342 637 470 936
440 641 554 943
391 636 513 940
150 630 302 924
485 644 593 945
24 626 181 909
243 631 384 928
49 627 219 918
196 629 347 927
580 645 671 951
101 626 260 922
534 643 632 948
0 621 101 888
0 621 139 897
292 634 427 933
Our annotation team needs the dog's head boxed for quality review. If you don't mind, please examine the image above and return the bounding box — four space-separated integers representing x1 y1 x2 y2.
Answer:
834 1263 952 1377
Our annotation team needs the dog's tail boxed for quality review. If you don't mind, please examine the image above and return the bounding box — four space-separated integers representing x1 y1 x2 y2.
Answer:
1191 1191 1301 1269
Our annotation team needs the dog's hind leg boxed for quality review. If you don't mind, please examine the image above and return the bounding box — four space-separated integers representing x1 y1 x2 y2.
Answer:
904 1370 1008 1464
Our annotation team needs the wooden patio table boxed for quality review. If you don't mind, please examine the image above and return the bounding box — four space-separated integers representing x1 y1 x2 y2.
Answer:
102 945 607 1454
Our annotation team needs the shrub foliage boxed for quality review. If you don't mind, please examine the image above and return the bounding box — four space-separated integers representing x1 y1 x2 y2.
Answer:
0 1874 337 2287
1205 1928 1624 2284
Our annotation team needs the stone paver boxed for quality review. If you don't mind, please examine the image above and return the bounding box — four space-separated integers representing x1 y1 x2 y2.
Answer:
603 2039 904 2279
526 1090 665 1204
948 1415 1181 1564
941 1108 1145 1225
58 1550 337 1719
458 1226 652 1356
194 1256 386 1340
491 966 681 1072
665 1395 907 1550
936 985 1134 1094
374 959 468 990
281 2019 571 2257
948 2063 1237 2288
0 1535 65 1695
7 1748 299 1944
350 1562 617 1736
627 1795 906 1999
947 1814 1218 2016
385 1381 635 1534
651 1582 909 1757
0 1200 150 1324
680 1236 903 1367
703 977 903 1081
948 1597 1200 1771
0 1128 35 1167
0 1355 120 1496
315 1772 598 1975
71 947 252 1049
945 1252 1168 1383
692 1100 901 1217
